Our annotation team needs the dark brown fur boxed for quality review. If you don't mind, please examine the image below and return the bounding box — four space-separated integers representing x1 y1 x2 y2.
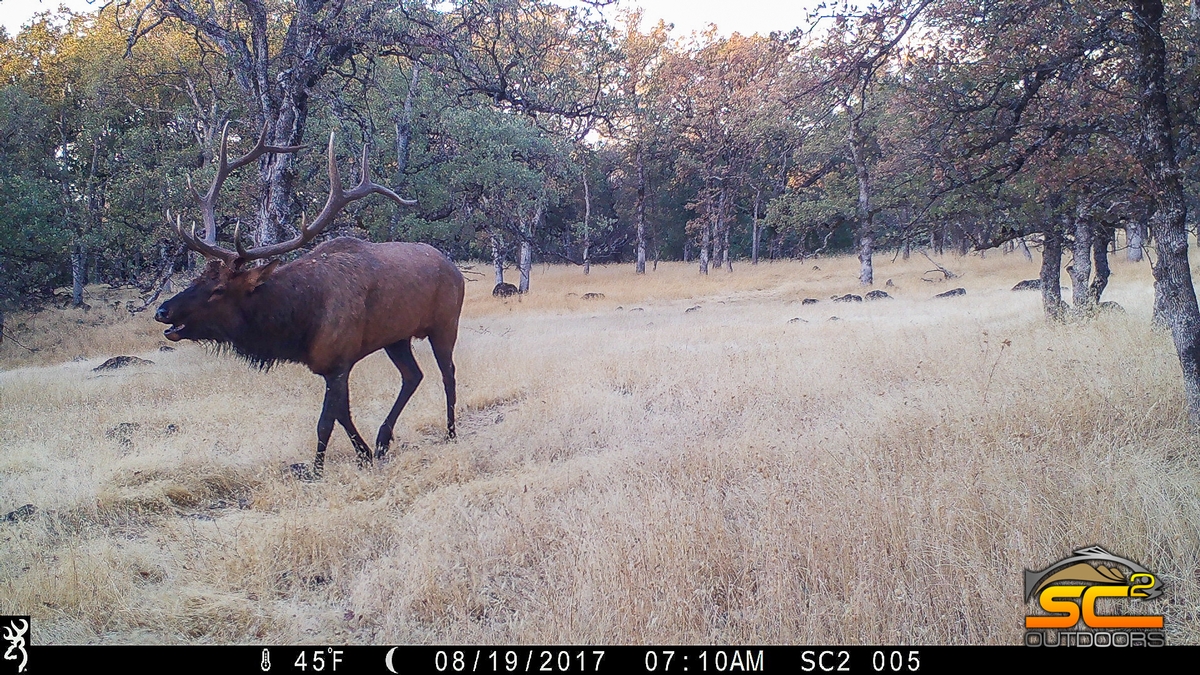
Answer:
156 238 465 477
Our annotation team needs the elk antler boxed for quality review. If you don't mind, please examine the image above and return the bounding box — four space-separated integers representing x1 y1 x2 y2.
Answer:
169 122 305 265
233 134 418 263
170 124 415 265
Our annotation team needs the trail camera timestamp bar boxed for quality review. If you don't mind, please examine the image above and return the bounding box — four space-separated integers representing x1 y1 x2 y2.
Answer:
23 644 1194 674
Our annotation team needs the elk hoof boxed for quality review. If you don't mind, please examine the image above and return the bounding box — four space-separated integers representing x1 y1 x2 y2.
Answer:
289 463 321 482
374 442 389 461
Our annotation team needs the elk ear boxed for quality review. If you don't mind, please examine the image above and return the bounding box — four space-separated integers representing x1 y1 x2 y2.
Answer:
243 259 280 292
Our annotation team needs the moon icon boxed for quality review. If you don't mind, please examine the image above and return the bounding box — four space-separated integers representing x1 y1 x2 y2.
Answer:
385 646 398 674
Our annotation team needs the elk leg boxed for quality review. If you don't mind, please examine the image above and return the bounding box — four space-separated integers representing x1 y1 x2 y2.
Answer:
430 333 458 440
328 369 374 467
376 339 424 460
312 373 343 479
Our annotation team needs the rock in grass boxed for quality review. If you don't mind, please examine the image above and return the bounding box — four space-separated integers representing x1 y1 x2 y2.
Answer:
802 298 819 305
3 504 37 523
1012 279 1041 291
935 288 966 298
865 290 892 300
832 294 863 303
93 356 153 371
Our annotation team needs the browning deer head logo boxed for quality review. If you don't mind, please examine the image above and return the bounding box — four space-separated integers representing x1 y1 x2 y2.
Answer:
2 618 28 674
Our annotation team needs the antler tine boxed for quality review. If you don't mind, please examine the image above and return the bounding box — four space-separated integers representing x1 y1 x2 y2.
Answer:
216 120 231 173
346 140 418 206
166 208 239 266
359 143 371 187
327 132 343 202
234 220 248 260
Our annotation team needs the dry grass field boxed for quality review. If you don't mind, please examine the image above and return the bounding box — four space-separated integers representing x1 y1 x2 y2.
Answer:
1 248 1198 644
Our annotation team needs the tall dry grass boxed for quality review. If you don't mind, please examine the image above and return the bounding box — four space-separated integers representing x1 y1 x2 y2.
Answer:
1 249 1198 644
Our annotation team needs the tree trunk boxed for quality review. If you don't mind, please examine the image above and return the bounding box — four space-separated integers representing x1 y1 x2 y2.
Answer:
1040 228 1066 320
389 63 420 239
1126 222 1145 262
518 241 531 293
582 159 591 275
849 114 873 285
699 189 711 275
721 189 731 272
1132 0 1200 424
1091 226 1112 303
491 231 504 286
518 196 543 294
635 145 646 274
71 242 86 308
751 187 762 265
1071 214 1094 310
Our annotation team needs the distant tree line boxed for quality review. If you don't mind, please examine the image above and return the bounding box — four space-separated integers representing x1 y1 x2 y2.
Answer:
3 0 1200 421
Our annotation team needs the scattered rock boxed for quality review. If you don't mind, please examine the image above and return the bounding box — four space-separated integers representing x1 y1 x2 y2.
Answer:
164 424 179 435
802 298 819 305
865 290 892 300
685 305 701 313
1098 301 1125 313
787 317 808 324
935 288 967 298
93 356 153 371
615 306 623 310
105 422 141 447
289 463 319 482
886 279 896 288
812 266 821 271
566 292 578 297
72 355 88 362
158 345 176 352
828 316 841 321
1012 279 1041 291
832 294 863 303
629 307 644 312
581 292 605 300
3 504 37 523
492 282 519 297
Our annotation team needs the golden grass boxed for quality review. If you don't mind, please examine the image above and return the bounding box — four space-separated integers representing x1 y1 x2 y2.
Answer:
2 249 1198 644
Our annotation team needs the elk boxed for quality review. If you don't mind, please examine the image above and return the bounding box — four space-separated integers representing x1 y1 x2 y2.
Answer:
155 124 464 479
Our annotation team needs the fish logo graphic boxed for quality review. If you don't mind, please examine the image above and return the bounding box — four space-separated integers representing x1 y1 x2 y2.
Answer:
1025 545 1163 603
2 618 28 674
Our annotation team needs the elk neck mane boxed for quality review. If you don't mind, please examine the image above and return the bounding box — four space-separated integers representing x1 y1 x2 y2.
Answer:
214 262 320 371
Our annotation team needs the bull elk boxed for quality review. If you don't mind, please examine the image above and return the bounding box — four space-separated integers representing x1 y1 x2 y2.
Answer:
155 124 464 479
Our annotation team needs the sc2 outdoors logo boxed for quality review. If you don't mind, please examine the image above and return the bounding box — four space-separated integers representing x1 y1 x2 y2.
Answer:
1024 546 1165 647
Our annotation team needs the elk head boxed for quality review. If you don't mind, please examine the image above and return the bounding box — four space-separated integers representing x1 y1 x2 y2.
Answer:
156 259 278 342
155 122 415 342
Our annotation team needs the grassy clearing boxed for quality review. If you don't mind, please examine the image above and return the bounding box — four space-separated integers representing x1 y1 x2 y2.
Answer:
1 249 1198 644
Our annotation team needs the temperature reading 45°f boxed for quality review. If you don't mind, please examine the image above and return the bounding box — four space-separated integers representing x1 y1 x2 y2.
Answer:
294 648 344 671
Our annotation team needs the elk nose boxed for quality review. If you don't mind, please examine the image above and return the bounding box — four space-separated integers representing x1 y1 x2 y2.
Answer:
154 306 170 323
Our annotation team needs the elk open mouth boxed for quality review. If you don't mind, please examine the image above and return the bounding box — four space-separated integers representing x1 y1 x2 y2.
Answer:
164 324 186 341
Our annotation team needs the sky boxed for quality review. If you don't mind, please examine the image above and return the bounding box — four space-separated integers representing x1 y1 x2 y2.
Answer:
0 0 821 38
